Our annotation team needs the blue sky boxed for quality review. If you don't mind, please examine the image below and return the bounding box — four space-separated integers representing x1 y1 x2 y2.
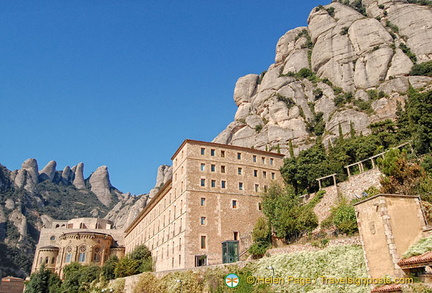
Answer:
1 0 329 195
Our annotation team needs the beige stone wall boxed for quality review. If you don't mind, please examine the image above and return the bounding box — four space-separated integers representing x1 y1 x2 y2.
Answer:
32 218 124 277
125 140 284 272
355 195 426 279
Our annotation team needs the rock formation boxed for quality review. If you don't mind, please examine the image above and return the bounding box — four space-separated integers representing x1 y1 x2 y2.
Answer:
72 162 86 189
89 166 114 207
149 165 172 198
214 0 432 155
39 160 57 182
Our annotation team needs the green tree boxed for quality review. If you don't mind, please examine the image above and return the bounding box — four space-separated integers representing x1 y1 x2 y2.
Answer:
114 257 140 278
128 244 152 273
406 88 432 154
101 255 119 281
24 264 52 293
248 217 271 258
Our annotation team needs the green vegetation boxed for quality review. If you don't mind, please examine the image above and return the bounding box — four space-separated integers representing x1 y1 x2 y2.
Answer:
403 236 432 258
400 43 417 63
249 217 271 258
340 26 349 35
276 93 295 109
410 61 432 76
24 265 61 293
115 244 152 278
129 244 367 293
255 124 263 133
406 0 432 7
326 7 335 17
322 198 358 235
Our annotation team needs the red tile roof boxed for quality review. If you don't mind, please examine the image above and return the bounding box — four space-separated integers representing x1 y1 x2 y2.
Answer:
398 250 432 267
371 284 403 292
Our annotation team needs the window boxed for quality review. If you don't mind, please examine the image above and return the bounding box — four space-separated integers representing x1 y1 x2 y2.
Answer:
238 182 243 190
221 180 226 189
232 200 238 208
200 217 206 225
253 155 257 162
78 253 86 262
200 179 205 186
271 172 275 179
262 157 266 164
238 167 242 175
221 165 226 173
263 171 267 178
201 148 205 155
237 152 241 160
221 150 225 157
254 170 258 177
93 247 101 262
255 184 259 192
234 231 239 240
200 198 206 206
179 238 182 251
50 235 55 241
211 164 215 172
211 149 215 156
200 163 205 171
264 185 268 192
270 158 274 165
200 236 206 249
258 202 262 210
211 180 216 188
65 253 72 263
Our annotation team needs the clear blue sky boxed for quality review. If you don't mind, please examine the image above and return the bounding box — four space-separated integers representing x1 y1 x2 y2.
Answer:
0 0 329 195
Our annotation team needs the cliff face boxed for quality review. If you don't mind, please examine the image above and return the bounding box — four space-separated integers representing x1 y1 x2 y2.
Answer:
214 0 432 155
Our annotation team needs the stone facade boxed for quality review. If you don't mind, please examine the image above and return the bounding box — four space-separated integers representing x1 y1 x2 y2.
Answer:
31 218 124 278
124 139 284 272
354 194 427 279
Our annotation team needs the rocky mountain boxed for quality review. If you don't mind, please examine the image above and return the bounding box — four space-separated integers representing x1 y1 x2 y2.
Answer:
214 0 432 155
0 159 147 277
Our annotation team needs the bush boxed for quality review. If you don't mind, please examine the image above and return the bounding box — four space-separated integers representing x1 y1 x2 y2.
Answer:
101 255 119 281
332 200 358 235
410 61 432 76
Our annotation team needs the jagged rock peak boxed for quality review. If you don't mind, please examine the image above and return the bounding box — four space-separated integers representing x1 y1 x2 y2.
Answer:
61 166 74 185
89 165 113 207
149 165 172 198
13 158 39 193
72 162 86 189
39 160 57 182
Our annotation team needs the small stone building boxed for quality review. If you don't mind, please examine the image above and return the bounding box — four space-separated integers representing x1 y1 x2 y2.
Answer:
354 194 427 280
124 139 284 272
0 276 24 293
31 218 124 278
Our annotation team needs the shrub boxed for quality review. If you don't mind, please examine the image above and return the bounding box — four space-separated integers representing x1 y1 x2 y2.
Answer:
410 61 432 76
332 200 358 235
340 26 349 35
326 7 335 17
255 124 263 133
400 43 417 63
101 255 119 281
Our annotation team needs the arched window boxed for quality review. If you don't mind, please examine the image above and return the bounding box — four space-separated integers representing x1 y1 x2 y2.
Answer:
93 246 101 262
78 245 86 262
65 246 72 263
45 257 49 264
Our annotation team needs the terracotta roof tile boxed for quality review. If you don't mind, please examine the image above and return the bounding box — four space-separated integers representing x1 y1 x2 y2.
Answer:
371 284 403 292
398 250 432 267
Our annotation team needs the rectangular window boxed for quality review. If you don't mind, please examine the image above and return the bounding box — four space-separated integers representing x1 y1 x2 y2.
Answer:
234 231 239 240
271 172 275 180
221 165 226 173
258 202 262 210
238 182 243 190
211 149 215 156
253 155 257 162
263 171 267 178
270 158 274 165
237 152 242 160
201 148 205 155
200 198 206 206
262 157 266 164
264 185 268 192
65 254 72 263
232 200 238 208
200 163 205 171
201 236 206 249
211 180 216 188
237 167 242 175
255 184 259 192
200 179 205 187
254 170 258 177
211 164 215 172
78 253 86 262
200 217 206 225
221 180 226 189
221 150 225 157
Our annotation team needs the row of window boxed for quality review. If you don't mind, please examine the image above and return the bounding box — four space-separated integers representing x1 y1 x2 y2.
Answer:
199 179 268 192
200 164 275 179
200 148 275 165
